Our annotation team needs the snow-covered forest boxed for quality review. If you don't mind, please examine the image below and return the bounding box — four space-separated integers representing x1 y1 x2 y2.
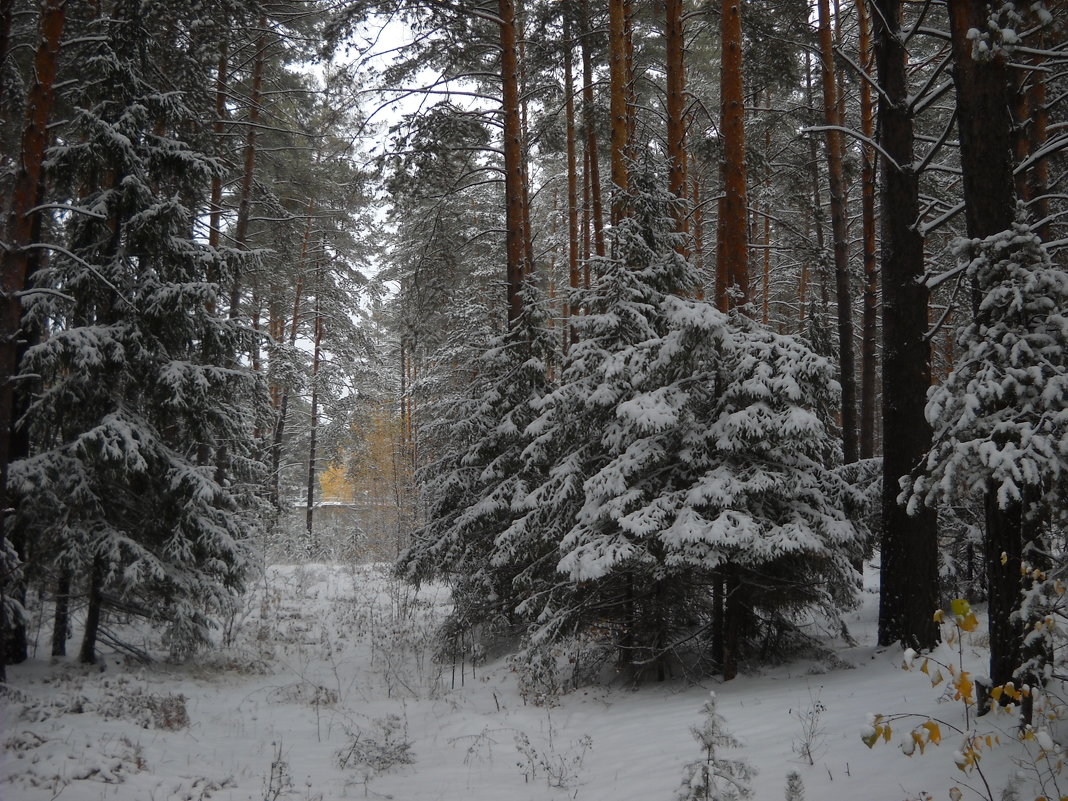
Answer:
0 1 1066 799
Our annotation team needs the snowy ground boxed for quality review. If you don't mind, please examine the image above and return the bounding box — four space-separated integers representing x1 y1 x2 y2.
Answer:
0 563 1050 801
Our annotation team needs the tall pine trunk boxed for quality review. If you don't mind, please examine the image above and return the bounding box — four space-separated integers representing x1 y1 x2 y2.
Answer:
228 14 267 319
874 0 939 651
305 256 323 553
0 0 66 682
715 0 748 312
855 0 878 459
714 0 749 678
816 0 857 464
947 0 1022 696
607 0 628 222
499 0 526 323
665 0 686 235
579 0 605 258
564 19 580 350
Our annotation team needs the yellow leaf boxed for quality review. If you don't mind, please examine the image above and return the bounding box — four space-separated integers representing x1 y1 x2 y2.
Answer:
932 668 945 687
960 611 980 633
884 725 893 743
920 658 930 675
1001 552 1009 566
950 599 971 617
956 672 975 703
923 721 942 746
985 735 993 748
933 609 945 623
992 686 1004 703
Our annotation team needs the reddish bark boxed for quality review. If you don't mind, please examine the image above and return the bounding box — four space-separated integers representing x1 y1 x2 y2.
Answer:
817 0 857 464
0 0 66 558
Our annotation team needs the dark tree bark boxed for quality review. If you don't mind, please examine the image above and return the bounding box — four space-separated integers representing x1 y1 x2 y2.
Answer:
305 256 323 552
665 0 687 234
500 0 526 323
51 568 70 658
715 0 748 312
855 0 878 460
947 0 1021 692
873 0 939 651
79 557 104 665
607 0 628 223
228 14 267 319
579 0 605 258
564 18 580 350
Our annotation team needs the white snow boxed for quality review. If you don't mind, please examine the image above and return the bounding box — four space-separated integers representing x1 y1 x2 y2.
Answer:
0 563 1035 801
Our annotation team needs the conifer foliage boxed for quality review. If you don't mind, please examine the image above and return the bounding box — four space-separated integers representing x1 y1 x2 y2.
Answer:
505 169 863 677
5 0 267 663
399 286 557 638
908 216 1068 688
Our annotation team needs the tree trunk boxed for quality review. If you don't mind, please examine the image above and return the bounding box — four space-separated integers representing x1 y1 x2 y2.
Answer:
499 0 525 323
855 0 878 460
228 15 267 319
817 0 857 464
51 568 71 658
947 0 1020 691
79 557 105 665
0 0 66 683
579 0 605 258
874 0 939 651
665 0 687 236
564 20 580 350
305 258 323 554
607 0 628 222
270 207 312 508
207 41 228 265
715 0 748 311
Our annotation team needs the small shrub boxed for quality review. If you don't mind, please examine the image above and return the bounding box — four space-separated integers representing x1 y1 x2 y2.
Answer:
336 714 415 779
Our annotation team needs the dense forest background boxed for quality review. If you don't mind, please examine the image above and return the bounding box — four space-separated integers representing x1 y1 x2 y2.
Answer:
0 0 1066 726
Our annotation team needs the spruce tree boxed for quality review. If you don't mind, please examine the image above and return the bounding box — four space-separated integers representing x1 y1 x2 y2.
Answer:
515 168 863 678
908 215 1068 692
9 0 266 662
398 285 558 642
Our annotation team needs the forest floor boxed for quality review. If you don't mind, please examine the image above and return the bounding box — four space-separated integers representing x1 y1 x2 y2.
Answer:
0 563 1047 801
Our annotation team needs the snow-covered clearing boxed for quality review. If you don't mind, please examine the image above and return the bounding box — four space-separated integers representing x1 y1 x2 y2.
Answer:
1 564 1040 800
